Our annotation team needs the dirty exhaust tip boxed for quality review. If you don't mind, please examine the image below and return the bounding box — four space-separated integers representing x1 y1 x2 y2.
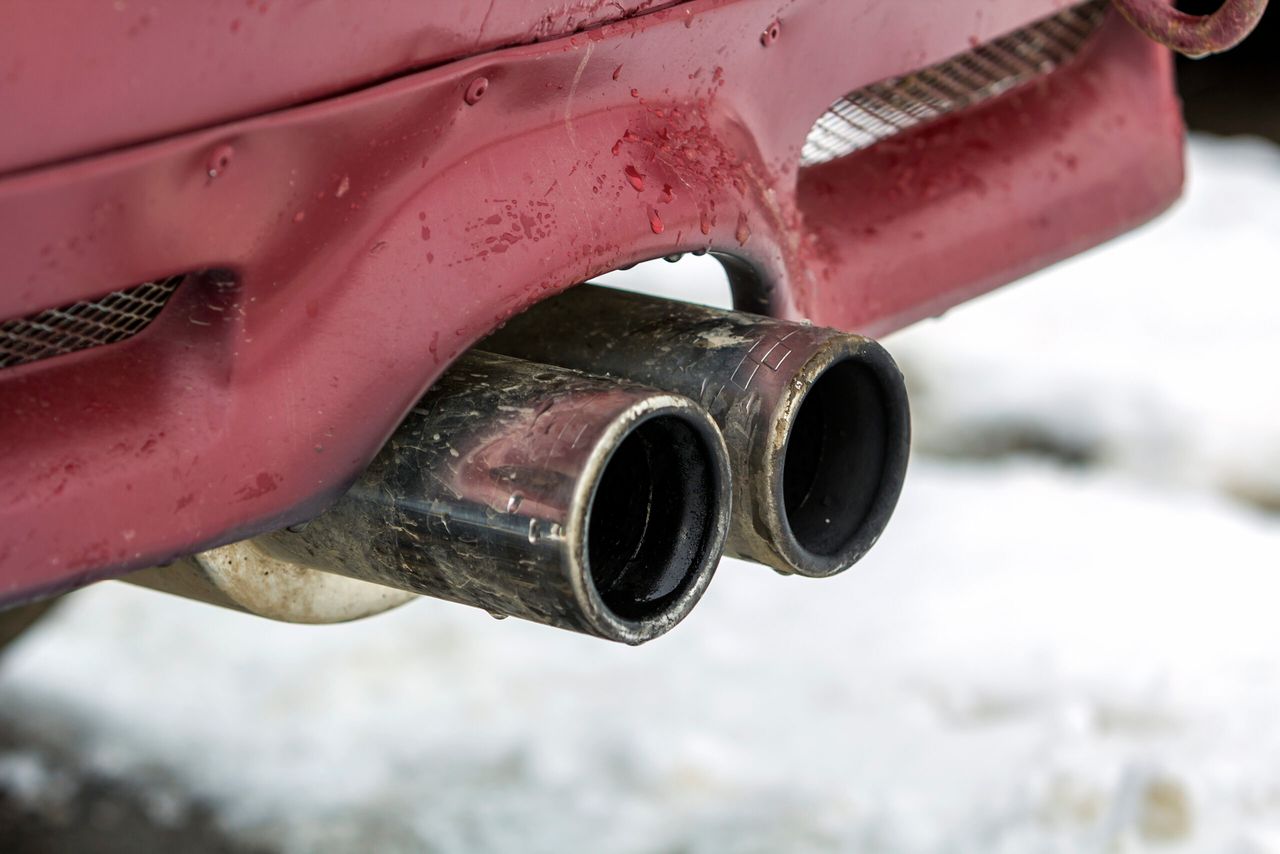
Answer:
586 412 724 627
781 351 909 573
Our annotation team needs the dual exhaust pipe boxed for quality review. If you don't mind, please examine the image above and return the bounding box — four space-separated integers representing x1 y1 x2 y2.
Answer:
247 285 910 643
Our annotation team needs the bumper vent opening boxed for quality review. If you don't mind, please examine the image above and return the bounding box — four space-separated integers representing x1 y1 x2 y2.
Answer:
801 0 1109 167
0 275 186 371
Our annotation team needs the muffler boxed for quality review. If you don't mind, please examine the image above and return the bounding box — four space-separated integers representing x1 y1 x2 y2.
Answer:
257 351 731 644
484 284 910 578
126 541 418 624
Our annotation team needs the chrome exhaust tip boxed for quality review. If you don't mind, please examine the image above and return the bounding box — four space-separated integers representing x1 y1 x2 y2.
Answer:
757 334 909 577
578 400 727 630
484 283 911 578
257 352 731 644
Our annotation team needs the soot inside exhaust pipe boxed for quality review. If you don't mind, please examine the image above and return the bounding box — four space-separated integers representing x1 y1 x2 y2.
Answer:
587 415 717 621
782 359 890 559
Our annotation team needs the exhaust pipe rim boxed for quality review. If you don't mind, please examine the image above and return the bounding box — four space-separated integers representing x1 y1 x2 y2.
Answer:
757 334 911 578
566 393 731 644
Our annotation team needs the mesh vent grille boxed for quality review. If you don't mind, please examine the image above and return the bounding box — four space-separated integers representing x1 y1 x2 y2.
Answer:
0 275 185 370
801 0 1108 167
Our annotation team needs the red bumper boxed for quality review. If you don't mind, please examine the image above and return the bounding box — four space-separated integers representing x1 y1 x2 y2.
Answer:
0 0 1183 602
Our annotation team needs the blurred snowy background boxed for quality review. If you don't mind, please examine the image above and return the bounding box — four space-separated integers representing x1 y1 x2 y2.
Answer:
2 133 1278 853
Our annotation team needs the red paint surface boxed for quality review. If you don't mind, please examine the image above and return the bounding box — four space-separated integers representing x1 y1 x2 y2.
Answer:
0 0 680 176
0 0 1183 603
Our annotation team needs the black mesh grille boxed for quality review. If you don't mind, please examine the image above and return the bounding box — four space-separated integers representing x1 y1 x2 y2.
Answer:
801 0 1108 166
0 275 184 370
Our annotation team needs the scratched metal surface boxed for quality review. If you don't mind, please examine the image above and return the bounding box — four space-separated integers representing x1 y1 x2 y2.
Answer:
258 351 729 643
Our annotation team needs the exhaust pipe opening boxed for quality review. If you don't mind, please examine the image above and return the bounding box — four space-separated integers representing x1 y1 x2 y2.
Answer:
587 414 720 621
781 357 900 565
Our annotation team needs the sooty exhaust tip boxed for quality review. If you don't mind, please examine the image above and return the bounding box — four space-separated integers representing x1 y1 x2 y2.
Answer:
582 407 728 640
255 353 731 645
776 341 910 577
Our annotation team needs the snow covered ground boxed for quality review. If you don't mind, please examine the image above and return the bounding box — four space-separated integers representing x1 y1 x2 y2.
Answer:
2 135 1279 853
